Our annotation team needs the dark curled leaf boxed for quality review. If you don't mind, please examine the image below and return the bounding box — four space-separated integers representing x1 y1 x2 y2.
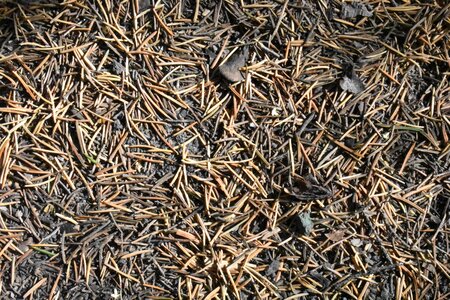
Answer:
283 175 332 201
218 46 248 82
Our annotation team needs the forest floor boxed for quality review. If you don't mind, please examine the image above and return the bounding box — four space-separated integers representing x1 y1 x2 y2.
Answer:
0 0 449 299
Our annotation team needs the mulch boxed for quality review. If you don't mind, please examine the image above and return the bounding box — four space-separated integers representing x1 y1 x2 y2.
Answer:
0 0 449 299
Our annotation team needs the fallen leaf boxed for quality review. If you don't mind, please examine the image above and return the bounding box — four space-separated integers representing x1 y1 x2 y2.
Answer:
341 3 373 19
218 46 248 82
283 174 332 201
326 230 346 242
297 212 313 235
139 0 151 11
265 258 280 276
351 238 363 247
340 74 365 94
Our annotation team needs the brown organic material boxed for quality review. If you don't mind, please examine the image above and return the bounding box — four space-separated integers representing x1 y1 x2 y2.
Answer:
0 0 449 299
217 46 249 82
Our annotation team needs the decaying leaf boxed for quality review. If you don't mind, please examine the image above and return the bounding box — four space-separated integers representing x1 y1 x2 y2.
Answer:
341 3 373 19
351 238 363 247
139 0 151 11
283 174 332 201
217 46 248 82
326 230 346 242
265 258 280 276
297 212 313 235
340 74 365 94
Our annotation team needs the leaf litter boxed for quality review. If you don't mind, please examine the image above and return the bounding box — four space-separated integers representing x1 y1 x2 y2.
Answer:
217 46 249 82
0 0 449 299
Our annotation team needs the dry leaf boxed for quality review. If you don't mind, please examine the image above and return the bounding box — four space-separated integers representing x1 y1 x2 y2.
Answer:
265 258 280 276
139 0 151 10
341 3 373 19
283 174 332 201
340 74 365 94
297 212 313 235
326 230 346 242
351 238 363 247
218 46 248 82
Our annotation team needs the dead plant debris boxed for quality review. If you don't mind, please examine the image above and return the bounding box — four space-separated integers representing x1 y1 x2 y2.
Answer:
0 0 449 299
